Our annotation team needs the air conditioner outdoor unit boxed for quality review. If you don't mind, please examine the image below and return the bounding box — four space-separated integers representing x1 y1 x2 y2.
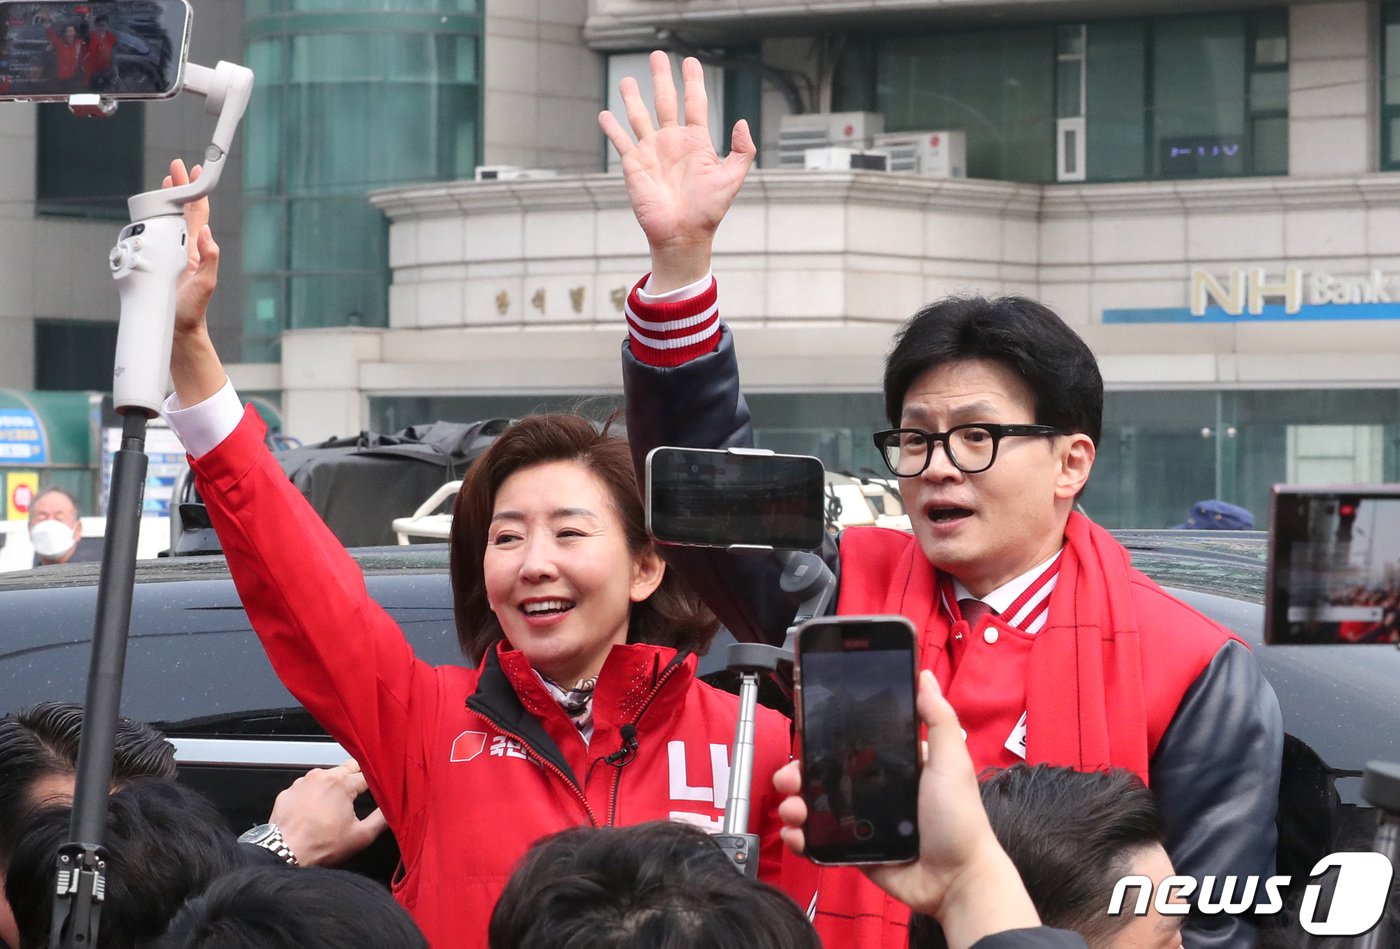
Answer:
872 130 967 178
803 147 890 172
778 112 885 168
473 166 559 181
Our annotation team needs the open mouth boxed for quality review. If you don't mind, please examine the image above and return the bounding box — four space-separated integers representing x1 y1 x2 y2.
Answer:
520 599 575 617
926 506 973 523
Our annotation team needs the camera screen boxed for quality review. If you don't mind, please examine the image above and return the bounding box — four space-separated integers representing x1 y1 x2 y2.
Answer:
799 642 919 859
0 1 188 100
647 448 826 550
1267 489 1400 645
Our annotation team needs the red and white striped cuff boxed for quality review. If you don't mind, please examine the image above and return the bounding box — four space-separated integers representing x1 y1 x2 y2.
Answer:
625 273 722 368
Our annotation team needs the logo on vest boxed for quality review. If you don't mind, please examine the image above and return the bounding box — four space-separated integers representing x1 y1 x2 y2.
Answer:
667 740 731 831
450 730 487 762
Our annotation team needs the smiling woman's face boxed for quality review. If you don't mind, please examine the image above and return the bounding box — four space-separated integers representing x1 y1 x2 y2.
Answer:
482 460 663 685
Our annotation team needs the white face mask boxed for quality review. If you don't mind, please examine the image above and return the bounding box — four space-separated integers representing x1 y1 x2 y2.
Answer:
30 519 77 559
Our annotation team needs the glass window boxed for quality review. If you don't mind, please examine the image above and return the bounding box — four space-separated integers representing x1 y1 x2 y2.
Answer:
1085 20 1147 182
837 10 1285 184
1382 6 1400 170
289 273 385 330
860 28 1056 182
35 102 144 218
241 8 481 360
1151 16 1249 178
242 200 286 275
35 320 119 390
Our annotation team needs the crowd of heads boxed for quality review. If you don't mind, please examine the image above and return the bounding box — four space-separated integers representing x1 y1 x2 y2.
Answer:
0 697 1176 949
0 704 425 949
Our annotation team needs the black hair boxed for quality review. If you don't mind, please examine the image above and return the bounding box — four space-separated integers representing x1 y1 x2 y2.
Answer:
908 765 1165 949
0 702 176 864
157 865 427 949
6 778 243 949
489 821 819 949
882 296 1103 445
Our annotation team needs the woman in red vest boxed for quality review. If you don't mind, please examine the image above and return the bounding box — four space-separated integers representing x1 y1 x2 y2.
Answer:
157 160 814 947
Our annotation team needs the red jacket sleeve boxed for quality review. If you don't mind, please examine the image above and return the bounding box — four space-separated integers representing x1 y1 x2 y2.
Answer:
191 405 437 842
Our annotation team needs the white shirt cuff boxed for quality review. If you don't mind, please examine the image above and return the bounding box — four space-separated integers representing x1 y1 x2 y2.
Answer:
638 270 714 304
161 379 243 459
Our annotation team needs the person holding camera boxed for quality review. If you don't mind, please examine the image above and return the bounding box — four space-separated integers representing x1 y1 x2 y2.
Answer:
156 161 811 947
601 52 1282 949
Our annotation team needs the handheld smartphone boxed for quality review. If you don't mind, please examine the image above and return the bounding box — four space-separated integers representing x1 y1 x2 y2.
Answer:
0 0 191 101
645 446 827 550
1266 485 1400 645
794 615 921 865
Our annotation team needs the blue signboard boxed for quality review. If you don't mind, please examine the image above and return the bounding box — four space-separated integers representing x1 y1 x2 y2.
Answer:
0 409 46 464
1103 303 1400 324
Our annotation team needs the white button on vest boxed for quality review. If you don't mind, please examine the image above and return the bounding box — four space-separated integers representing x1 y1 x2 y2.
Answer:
984 627 999 644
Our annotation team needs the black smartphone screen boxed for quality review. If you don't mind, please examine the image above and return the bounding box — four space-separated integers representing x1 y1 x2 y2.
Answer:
646 446 826 550
1266 486 1400 645
796 616 920 865
0 0 190 101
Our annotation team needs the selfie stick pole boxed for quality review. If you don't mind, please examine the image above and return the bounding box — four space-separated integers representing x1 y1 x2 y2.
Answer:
715 552 836 877
49 61 253 949
1353 761 1400 949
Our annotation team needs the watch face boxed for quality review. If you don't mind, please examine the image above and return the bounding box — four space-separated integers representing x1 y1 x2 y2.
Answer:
240 823 276 845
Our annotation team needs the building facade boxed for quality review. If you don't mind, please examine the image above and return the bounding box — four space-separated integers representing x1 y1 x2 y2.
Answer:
340 0 1400 529
7 0 1400 528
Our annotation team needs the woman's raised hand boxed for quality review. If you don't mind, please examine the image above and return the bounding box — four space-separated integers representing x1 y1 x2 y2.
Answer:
163 158 228 406
598 51 756 293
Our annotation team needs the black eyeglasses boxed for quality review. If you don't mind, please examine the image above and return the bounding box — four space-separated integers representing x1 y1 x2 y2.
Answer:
872 423 1064 477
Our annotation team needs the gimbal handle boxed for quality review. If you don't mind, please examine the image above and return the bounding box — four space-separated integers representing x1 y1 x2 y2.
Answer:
110 61 254 416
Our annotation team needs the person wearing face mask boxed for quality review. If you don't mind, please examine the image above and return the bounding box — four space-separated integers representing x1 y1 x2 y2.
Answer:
154 159 814 948
27 487 100 567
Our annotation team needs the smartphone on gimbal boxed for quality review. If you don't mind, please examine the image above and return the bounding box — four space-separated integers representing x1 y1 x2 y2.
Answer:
645 446 827 550
794 615 921 865
0 0 190 101
1266 485 1400 646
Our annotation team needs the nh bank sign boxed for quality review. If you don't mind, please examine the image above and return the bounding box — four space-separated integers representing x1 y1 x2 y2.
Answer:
1102 267 1400 323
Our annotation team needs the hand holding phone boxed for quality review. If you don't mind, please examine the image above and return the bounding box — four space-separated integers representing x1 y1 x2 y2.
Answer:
775 670 1045 946
794 615 920 865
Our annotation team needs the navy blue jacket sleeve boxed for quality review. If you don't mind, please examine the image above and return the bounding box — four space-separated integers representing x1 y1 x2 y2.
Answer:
622 331 839 644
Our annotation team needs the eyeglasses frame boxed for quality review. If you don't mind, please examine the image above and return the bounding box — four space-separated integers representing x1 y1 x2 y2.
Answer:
871 423 1066 477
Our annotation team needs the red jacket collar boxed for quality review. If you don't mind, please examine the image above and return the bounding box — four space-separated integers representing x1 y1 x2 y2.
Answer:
493 641 698 769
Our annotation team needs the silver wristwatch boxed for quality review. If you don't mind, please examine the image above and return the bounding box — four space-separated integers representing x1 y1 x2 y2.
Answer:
238 822 299 867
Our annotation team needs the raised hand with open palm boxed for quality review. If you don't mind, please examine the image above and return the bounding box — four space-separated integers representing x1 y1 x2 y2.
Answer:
598 51 756 293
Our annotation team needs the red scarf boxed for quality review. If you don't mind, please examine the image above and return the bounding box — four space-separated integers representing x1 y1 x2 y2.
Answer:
836 511 1158 781
813 512 1240 949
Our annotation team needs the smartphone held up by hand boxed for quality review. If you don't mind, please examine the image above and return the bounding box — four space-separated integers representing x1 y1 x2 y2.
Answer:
645 445 827 551
795 615 921 865
0 0 191 101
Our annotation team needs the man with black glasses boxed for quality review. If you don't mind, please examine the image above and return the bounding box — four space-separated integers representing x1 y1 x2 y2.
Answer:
603 52 1281 949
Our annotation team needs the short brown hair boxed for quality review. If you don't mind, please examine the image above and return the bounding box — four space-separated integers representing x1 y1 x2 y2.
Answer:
450 414 717 665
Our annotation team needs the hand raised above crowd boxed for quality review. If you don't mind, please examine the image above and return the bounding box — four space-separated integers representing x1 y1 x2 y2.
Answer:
598 51 755 293
162 158 227 407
